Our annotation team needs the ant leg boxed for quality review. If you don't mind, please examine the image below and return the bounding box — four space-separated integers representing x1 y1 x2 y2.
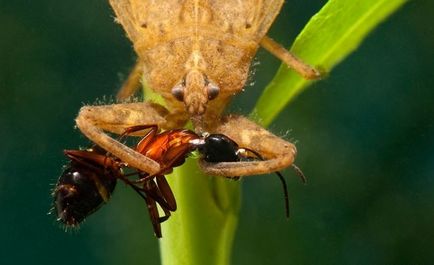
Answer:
143 195 163 238
199 115 297 177
155 176 177 211
75 102 172 175
116 60 143 101
122 179 169 237
143 177 177 212
260 36 321 80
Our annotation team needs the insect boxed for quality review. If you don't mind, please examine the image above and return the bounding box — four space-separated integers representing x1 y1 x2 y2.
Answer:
52 125 199 237
75 0 320 189
53 125 303 236
52 146 179 237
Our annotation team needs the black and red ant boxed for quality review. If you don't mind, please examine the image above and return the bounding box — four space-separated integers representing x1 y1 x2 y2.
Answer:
52 125 305 237
53 126 197 238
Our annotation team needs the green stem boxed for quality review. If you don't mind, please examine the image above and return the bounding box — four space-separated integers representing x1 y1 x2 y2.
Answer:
159 160 241 265
143 88 241 265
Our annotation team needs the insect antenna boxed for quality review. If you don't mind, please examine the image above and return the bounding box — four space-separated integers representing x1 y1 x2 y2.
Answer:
239 147 290 219
274 170 290 219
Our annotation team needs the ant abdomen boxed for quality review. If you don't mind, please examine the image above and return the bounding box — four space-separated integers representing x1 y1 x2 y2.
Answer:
53 157 117 227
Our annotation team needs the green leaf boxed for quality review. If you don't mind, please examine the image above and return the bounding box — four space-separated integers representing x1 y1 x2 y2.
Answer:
253 0 408 127
156 1 408 264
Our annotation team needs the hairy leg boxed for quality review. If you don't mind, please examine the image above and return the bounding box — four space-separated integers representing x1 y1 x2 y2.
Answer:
116 60 143 101
76 102 172 175
261 36 321 80
199 115 297 177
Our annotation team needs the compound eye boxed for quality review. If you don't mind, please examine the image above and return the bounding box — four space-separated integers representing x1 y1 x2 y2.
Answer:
171 84 185 102
207 82 220 100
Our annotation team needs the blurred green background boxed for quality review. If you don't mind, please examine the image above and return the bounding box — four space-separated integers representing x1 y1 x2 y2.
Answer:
1 1 433 264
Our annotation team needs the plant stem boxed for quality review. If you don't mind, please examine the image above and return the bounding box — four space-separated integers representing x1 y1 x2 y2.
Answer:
143 87 241 265
159 159 241 265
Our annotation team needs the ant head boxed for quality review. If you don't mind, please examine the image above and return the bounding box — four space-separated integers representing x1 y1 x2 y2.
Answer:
197 134 240 163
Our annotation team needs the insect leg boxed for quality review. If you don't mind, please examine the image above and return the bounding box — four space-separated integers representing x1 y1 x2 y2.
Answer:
121 178 169 237
199 115 297 177
143 195 163 238
75 102 170 175
155 176 177 211
116 60 143 101
143 177 177 212
260 36 321 80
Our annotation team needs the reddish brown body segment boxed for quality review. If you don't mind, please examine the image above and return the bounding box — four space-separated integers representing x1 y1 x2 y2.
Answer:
123 125 200 173
53 128 200 237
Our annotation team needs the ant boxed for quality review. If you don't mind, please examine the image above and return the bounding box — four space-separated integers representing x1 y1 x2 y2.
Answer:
53 126 202 237
52 125 193 238
52 144 181 238
53 125 305 237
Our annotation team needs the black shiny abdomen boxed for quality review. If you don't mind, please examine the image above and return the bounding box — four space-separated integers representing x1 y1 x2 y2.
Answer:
53 161 117 226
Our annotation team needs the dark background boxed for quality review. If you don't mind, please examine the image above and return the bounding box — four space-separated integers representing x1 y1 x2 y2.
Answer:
1 1 433 264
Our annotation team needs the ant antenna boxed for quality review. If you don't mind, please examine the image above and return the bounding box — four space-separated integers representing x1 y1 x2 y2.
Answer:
275 171 290 219
240 147 290 219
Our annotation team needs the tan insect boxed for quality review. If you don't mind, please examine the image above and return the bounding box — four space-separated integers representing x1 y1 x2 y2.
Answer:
76 0 320 177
